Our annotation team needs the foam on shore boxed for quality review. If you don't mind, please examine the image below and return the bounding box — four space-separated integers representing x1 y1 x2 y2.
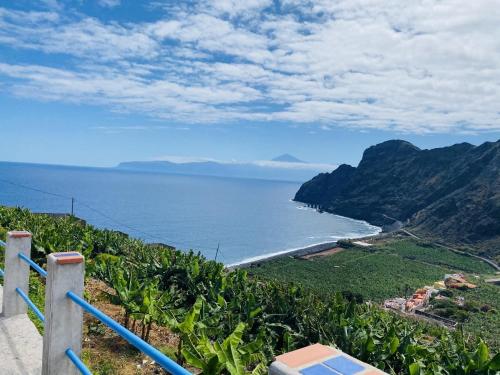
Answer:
226 205 381 268
226 241 337 268
226 226 381 268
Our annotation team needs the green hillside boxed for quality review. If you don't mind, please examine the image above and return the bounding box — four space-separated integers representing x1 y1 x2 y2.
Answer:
1 206 499 374
250 239 499 350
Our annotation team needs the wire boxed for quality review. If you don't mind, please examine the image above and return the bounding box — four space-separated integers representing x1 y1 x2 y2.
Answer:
76 200 164 242
77 201 217 250
0 178 72 200
0 178 219 252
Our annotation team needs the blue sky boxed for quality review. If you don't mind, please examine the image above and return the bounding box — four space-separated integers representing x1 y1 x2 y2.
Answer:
0 0 499 167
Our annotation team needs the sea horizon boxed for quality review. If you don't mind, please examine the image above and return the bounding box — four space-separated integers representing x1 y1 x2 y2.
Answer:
0 160 310 185
0 161 380 265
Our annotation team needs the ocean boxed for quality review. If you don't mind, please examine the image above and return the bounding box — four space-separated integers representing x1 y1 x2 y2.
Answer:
0 162 380 265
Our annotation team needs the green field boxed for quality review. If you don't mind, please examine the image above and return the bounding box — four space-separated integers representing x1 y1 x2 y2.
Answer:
382 239 495 274
249 238 500 349
249 239 494 301
450 281 500 350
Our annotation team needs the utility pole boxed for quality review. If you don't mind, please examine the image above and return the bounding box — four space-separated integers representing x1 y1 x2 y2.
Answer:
71 198 74 216
215 242 220 262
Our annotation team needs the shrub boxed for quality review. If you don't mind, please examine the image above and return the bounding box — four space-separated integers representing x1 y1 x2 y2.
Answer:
337 239 355 248
341 290 364 303
439 289 454 298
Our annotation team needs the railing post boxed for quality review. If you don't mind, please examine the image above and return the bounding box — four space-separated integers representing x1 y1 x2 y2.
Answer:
2 231 32 317
42 252 85 375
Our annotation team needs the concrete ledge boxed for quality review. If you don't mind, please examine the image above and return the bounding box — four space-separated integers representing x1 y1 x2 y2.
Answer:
0 286 43 375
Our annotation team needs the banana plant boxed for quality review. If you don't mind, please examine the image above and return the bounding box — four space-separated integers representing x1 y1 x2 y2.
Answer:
181 322 267 375
164 298 267 374
1 205 499 375
130 279 170 342
107 265 141 330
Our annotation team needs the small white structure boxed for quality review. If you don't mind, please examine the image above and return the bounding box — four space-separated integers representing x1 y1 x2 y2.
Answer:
384 298 406 311
352 241 373 247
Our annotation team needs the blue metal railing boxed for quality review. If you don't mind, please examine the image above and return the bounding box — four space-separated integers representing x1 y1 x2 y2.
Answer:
18 253 47 278
1 236 190 375
15 287 45 322
0 239 4 276
66 348 92 375
67 291 191 375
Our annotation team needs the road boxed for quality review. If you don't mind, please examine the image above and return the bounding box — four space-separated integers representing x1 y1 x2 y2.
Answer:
400 228 500 272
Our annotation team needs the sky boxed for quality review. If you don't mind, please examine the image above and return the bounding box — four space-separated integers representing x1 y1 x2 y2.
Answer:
0 0 499 168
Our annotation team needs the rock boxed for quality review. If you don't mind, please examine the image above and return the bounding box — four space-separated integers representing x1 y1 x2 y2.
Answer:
295 139 500 258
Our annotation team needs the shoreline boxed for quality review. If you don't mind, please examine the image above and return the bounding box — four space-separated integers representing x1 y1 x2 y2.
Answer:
226 240 339 269
227 205 383 269
227 229 384 270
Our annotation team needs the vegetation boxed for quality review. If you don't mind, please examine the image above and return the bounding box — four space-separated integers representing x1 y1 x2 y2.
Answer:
250 239 494 301
251 249 446 301
0 206 499 374
427 282 500 351
250 238 499 350
387 240 493 274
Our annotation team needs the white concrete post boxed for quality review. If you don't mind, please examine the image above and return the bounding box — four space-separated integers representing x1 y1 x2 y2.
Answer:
2 231 32 317
42 252 85 375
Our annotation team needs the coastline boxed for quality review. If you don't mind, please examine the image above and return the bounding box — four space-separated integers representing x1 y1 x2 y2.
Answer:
227 210 382 269
226 240 340 269
225 203 385 270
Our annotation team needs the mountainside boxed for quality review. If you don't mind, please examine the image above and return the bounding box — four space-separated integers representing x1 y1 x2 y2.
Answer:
294 140 500 258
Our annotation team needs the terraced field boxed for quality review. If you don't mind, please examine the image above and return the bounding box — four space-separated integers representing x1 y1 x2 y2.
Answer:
250 239 493 301
249 238 500 349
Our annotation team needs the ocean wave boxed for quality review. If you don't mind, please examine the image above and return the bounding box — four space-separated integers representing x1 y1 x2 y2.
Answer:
226 226 381 267
225 241 335 267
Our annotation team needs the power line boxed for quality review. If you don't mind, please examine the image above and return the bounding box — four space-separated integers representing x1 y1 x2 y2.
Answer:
77 202 219 251
0 177 219 251
215 242 220 261
76 200 219 250
76 202 219 251
0 178 72 200
76 200 165 242
0 178 165 241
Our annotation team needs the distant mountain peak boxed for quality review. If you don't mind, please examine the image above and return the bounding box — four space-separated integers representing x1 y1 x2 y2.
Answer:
272 154 306 163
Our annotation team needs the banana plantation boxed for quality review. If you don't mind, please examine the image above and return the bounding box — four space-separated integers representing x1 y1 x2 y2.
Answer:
0 206 499 374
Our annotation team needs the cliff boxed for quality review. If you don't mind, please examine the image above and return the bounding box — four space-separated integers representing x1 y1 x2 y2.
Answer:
295 140 500 258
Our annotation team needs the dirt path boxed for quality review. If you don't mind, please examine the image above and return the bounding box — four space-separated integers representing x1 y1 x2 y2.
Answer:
301 247 344 259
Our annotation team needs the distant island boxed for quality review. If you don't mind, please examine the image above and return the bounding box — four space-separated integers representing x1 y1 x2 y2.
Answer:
295 139 500 261
116 154 336 182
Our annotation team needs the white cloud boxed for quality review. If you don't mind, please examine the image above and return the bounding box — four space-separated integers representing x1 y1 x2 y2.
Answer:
254 160 338 171
0 1 499 133
154 155 221 163
0 12 158 61
205 0 272 17
153 155 337 171
98 0 121 8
